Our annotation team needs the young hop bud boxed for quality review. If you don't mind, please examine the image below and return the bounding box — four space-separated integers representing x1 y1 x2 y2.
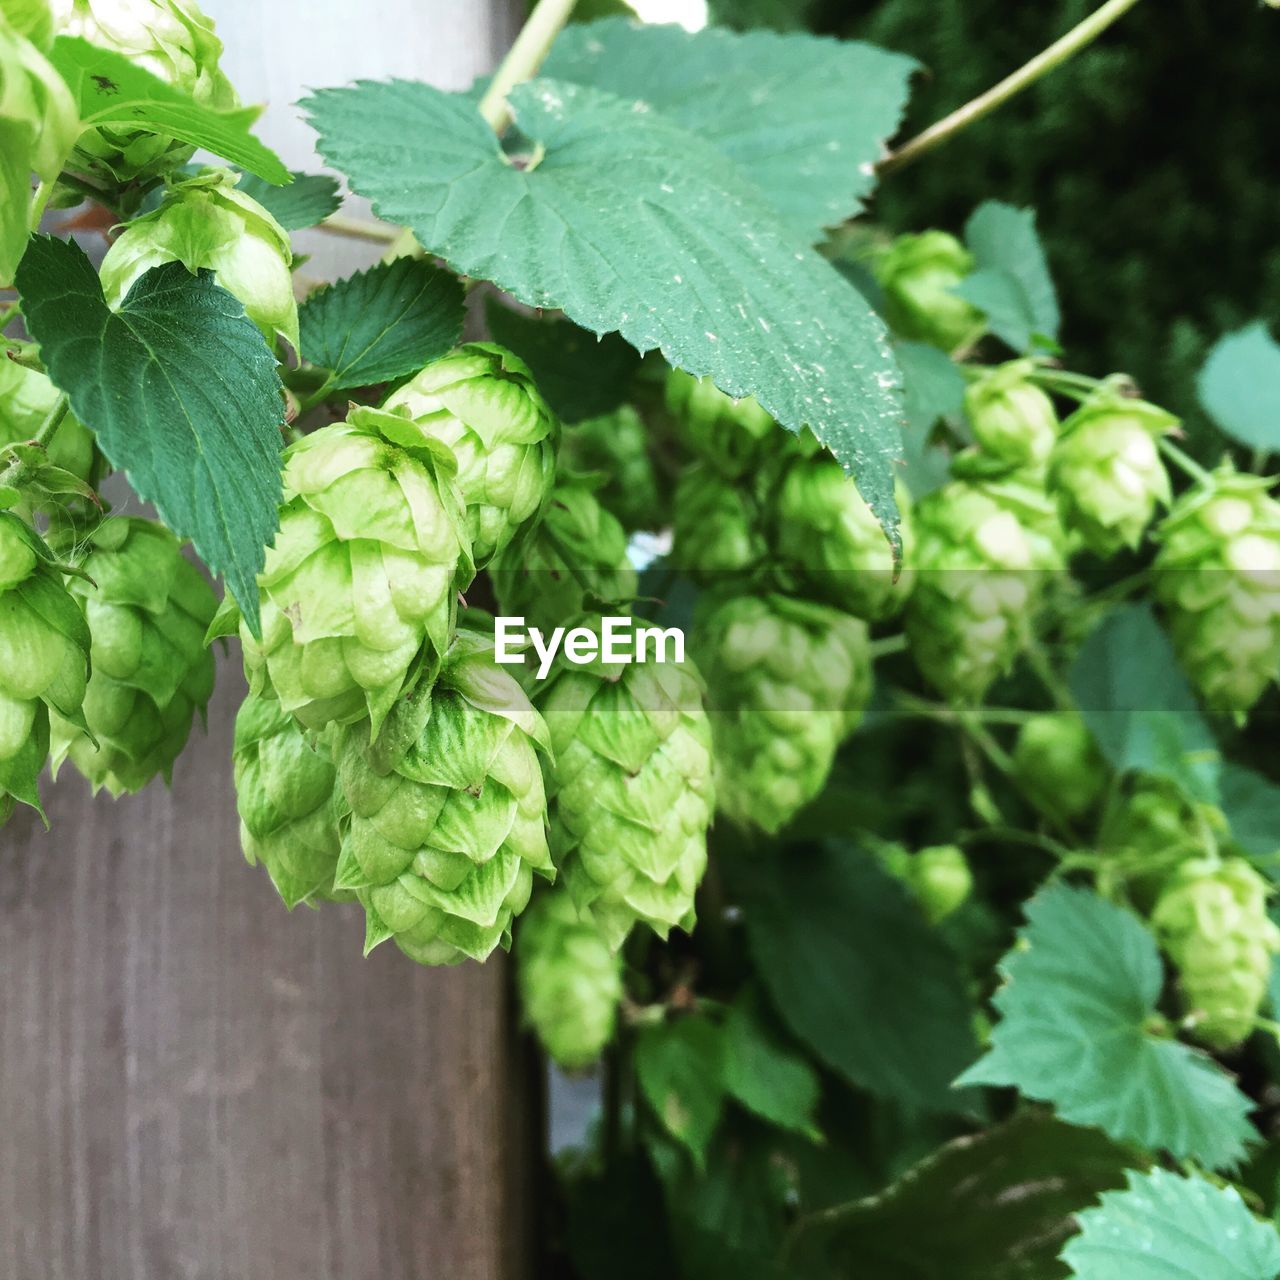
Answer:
334 631 554 967
1154 464 1280 719
671 463 764 581
873 230 984 352
1012 712 1107 823
99 168 298 350
1048 393 1175 557
560 405 664 533
964 360 1059 469
0 359 94 486
878 843 973 924
382 343 558 567
0 513 90 823
51 0 237 183
50 518 217 796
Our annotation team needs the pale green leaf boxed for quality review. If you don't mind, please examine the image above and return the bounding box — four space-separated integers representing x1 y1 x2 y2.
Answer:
1197 323 1280 452
722 988 821 1139
635 1017 726 1170
15 236 282 633
235 169 340 231
957 884 1256 1170
303 76 905 535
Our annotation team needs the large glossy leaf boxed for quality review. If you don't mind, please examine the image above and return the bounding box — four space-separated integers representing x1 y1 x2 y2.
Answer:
16 236 283 632
1197 322 1280 452
303 76 906 536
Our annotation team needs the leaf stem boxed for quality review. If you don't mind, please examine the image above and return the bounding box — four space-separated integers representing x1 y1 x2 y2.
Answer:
0 393 70 491
869 633 908 660
879 0 1148 175
0 301 20 332
52 171 127 223
1158 437 1212 486
478 0 580 134
314 213 401 245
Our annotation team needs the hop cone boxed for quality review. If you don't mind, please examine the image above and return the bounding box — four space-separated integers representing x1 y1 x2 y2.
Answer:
50 518 216 796
773 457 913 621
517 891 623 1070
233 693 345 909
694 592 871 835
0 513 90 823
1048 393 1175 556
51 0 236 183
383 343 558 566
334 631 553 966
230 406 472 735
561 405 663 533
905 476 1065 703
1152 857 1280 1050
490 483 636 634
873 230 983 351
1012 712 1107 822
1154 465 1280 718
671 463 763 580
0 359 94 484
964 360 1058 469
878 843 973 924
538 618 714 950
100 168 298 348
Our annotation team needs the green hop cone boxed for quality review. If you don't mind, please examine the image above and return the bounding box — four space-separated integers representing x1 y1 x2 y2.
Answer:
560 405 663 533
1012 712 1107 823
0 512 90 823
99 168 298 349
334 631 553 966
873 230 984 352
383 343 558 567
1153 464 1280 719
538 616 714 950
1152 856 1280 1050
51 0 237 184
694 592 871 835
1047 392 1175 557
229 406 472 735
50 517 216 796
233 693 346 909
516 891 623 1070
964 360 1058 469
671 463 763 580
489 482 636 634
905 476 1065 703
0 359 95 485
773 456 913 621
878 843 973 924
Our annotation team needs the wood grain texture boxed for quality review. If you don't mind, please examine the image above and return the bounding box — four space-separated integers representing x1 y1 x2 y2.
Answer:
0 658 532 1280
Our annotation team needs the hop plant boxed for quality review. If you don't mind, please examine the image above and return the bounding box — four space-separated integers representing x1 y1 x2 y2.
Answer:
671 463 763 580
516 891 623 1070
223 406 472 735
873 230 983 352
49 518 216 796
99 168 298 349
382 343 558 566
0 512 90 823
233 693 346 909
773 457 913 621
51 0 236 184
561 405 663 533
333 632 553 966
1047 392 1175 556
878 843 973 924
489 482 636 634
1012 712 1107 823
1152 857 1280 1050
963 360 1058 469
538 617 715 951
694 592 871 835
905 476 1065 703
0 358 94 485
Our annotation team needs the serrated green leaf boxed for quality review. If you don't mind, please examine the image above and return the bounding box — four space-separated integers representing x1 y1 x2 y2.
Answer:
957 201 1059 353
49 36 288 183
1061 1167 1280 1280
543 19 917 238
1069 603 1220 803
1222 762 1280 870
303 76 905 536
722 988 821 1140
1197 323 1280 452
16 236 282 632
733 844 978 1112
788 1113 1137 1280
635 1017 726 1170
896 339 962 496
234 169 340 231
298 258 464 393
957 884 1256 1170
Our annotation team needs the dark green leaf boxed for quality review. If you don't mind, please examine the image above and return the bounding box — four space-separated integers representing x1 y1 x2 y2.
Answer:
722 988 821 1140
16 236 282 632
299 258 465 393
235 170 341 231
303 77 906 536
1221 763 1280 872
1197 323 1280 452
896 340 962 496
635 1016 726 1169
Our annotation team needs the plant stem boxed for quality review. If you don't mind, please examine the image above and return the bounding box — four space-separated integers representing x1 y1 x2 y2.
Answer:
0 394 69 490
1158 437 1212 486
478 0 579 133
314 213 401 245
879 0 1148 175
869 633 908 660
51 171 127 223
0 301 20 332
